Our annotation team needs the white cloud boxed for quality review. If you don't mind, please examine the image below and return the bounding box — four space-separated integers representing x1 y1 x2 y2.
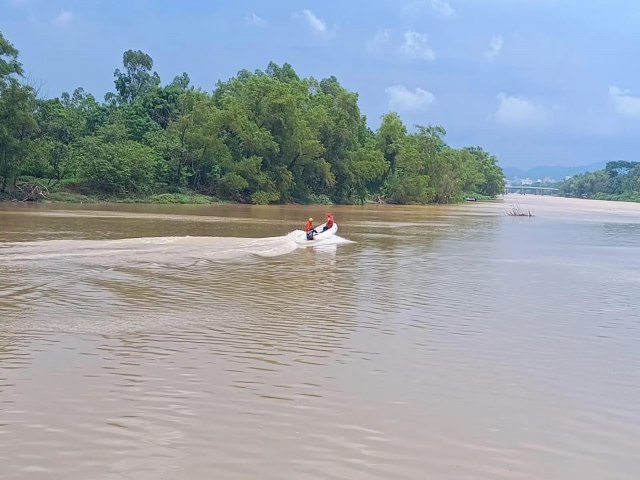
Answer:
385 85 436 111
367 28 391 52
301 9 327 34
403 0 455 18
485 35 503 61
400 31 435 61
245 12 266 27
494 93 549 127
609 86 640 117
52 9 73 26
430 0 455 17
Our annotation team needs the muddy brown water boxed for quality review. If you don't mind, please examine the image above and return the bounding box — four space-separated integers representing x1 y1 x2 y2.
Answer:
1 196 639 479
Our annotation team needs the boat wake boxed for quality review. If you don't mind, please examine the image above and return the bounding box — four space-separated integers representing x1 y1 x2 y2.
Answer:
1 231 353 267
285 229 351 246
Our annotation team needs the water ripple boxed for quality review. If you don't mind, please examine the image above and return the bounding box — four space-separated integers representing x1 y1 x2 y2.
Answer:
2 200 640 479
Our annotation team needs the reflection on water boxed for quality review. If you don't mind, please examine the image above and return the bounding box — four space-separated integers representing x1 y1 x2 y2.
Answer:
1 196 640 479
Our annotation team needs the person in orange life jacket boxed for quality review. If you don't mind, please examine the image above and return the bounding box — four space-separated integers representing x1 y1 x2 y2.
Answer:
322 213 334 232
304 217 317 240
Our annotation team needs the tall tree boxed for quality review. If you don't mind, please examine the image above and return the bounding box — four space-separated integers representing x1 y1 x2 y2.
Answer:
377 113 407 176
0 34 507 204
0 32 23 82
0 81 37 191
110 50 161 104
0 32 36 192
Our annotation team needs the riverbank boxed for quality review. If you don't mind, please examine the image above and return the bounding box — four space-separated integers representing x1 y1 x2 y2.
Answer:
1 191 219 204
52 191 219 204
0 181 225 205
0 180 495 206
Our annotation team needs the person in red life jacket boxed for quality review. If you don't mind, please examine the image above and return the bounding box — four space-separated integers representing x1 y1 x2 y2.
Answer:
304 217 317 240
304 217 314 232
322 213 334 232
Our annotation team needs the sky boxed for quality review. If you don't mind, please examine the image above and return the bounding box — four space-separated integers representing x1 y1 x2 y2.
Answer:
2 0 640 169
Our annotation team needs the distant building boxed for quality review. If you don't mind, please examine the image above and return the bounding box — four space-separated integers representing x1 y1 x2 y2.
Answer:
520 177 533 186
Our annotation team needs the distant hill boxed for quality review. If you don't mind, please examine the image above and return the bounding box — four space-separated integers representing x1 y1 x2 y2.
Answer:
502 162 607 182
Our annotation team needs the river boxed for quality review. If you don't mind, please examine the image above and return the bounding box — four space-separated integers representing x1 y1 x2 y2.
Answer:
1 195 639 479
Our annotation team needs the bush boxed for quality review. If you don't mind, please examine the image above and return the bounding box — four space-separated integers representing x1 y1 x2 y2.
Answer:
251 190 280 205
303 193 333 205
148 193 212 204
218 173 248 200
78 139 160 195
383 173 433 204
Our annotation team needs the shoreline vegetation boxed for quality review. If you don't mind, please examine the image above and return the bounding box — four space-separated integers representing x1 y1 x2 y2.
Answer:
1 31 505 206
0 177 500 205
558 161 640 203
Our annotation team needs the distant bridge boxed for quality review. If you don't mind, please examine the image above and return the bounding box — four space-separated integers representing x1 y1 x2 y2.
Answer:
505 186 559 196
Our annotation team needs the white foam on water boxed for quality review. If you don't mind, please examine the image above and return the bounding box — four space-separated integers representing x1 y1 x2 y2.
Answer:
1 231 353 266
286 229 353 247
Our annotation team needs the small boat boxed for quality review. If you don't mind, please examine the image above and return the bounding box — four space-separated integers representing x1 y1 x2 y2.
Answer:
305 222 337 241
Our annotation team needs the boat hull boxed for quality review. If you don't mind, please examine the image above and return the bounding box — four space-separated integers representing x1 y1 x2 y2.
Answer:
305 223 337 241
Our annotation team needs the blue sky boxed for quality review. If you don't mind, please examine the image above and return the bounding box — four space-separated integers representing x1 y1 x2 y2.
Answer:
2 0 640 169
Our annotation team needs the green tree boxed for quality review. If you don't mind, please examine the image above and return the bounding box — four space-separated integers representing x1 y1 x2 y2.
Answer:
0 31 37 192
76 122 160 195
109 50 161 104
24 98 73 183
0 32 23 81
0 32 36 192
0 82 37 191
313 75 371 202
344 138 389 203
0 35 507 204
377 113 407 176
212 65 326 203
60 87 108 136
463 147 505 197
560 162 640 201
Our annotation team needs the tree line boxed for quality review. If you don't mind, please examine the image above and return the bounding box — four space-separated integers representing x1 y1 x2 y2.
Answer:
0 32 505 204
560 161 640 202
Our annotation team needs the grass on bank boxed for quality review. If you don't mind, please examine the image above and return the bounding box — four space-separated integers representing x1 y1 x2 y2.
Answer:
45 191 216 204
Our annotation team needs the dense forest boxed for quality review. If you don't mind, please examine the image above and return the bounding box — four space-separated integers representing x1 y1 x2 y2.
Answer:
560 161 640 202
0 32 505 204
